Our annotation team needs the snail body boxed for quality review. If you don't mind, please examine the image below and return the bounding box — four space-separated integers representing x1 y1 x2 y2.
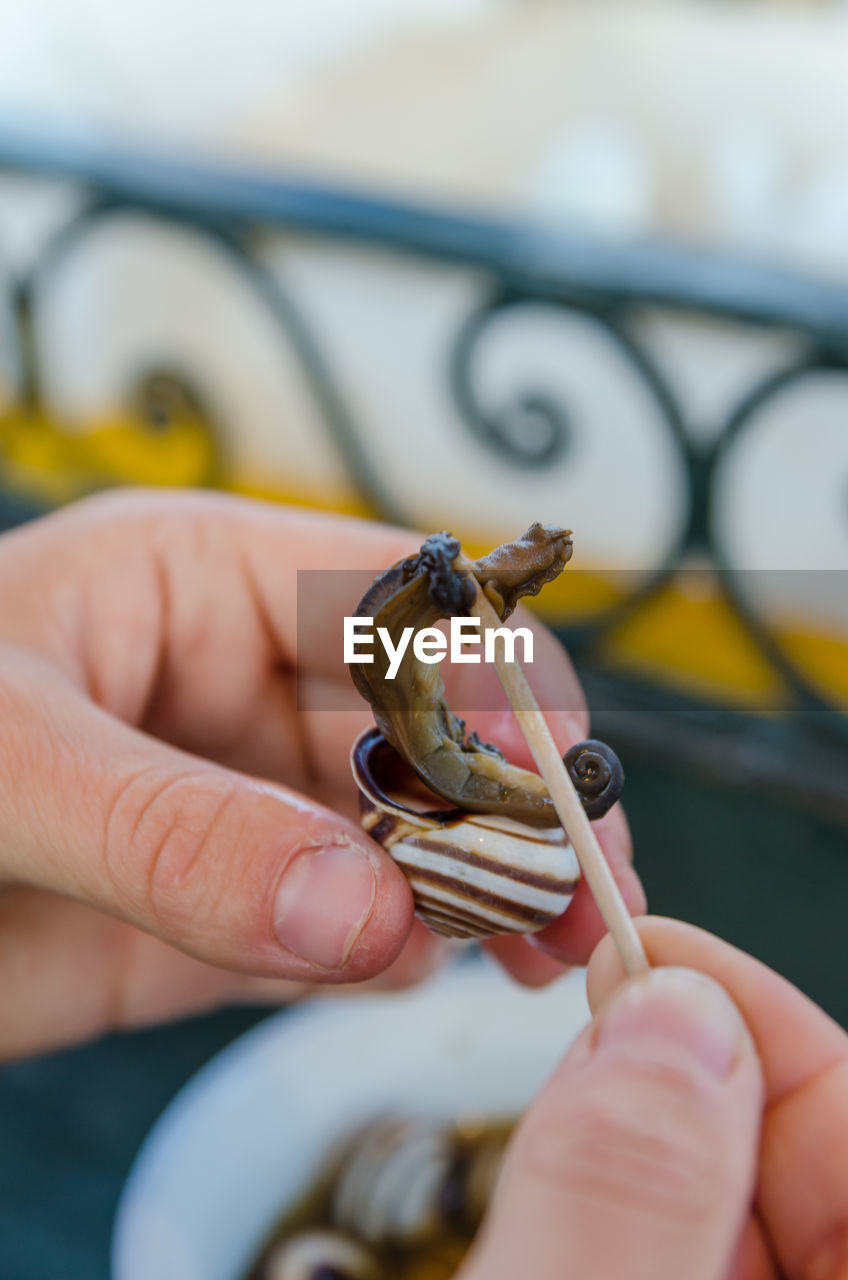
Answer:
349 525 575 828
352 729 579 939
348 525 623 828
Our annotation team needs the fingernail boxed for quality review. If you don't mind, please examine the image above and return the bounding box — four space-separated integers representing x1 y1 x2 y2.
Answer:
273 843 377 969
595 968 746 1079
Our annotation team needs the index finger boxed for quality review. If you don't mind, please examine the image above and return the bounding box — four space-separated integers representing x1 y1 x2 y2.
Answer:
587 917 848 1280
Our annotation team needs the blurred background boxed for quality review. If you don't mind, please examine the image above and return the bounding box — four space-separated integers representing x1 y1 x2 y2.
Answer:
1 1 848 1275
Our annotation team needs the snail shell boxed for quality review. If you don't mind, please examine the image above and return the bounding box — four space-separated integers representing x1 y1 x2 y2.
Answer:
563 739 624 819
351 729 579 939
264 1231 380 1280
330 1118 456 1247
439 1125 509 1233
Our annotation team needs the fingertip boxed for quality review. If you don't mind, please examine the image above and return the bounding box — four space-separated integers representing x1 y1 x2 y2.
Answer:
591 801 634 867
585 917 713 1016
585 929 630 1013
263 803 417 982
531 848 646 967
486 934 572 988
352 918 449 991
592 966 756 1080
605 839 647 916
332 839 418 982
466 944 763 1280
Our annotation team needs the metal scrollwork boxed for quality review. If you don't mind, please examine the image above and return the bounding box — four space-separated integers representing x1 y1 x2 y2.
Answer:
1 129 848 814
0 198 410 522
708 352 848 736
449 292 694 645
449 295 570 467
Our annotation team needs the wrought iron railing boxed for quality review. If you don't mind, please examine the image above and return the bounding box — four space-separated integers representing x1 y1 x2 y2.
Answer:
1 124 847 822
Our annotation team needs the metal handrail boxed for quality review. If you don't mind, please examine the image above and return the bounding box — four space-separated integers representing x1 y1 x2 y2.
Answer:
1 123 847 822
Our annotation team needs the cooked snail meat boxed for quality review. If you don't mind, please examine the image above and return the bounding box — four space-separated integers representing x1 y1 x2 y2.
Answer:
349 524 623 827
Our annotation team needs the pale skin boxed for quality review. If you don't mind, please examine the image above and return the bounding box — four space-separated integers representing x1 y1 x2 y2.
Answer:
462 918 848 1280
0 488 642 1057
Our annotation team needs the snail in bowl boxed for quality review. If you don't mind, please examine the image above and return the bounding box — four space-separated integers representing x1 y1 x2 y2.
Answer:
249 1116 513 1280
348 525 624 939
264 1230 380 1280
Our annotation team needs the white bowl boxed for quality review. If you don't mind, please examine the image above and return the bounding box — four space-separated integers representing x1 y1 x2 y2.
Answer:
111 956 589 1280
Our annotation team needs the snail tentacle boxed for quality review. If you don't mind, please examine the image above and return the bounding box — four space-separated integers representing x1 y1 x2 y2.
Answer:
563 739 625 819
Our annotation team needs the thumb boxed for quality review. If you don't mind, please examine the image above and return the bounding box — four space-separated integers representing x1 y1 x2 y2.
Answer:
461 967 763 1280
0 646 413 980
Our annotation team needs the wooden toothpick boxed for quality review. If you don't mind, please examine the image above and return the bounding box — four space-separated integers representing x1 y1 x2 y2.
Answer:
460 559 649 976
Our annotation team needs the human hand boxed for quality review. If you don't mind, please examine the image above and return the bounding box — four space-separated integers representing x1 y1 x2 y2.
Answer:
462 917 848 1280
0 490 642 1056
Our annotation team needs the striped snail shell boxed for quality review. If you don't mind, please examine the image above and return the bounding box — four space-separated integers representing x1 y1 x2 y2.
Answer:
439 1125 509 1234
329 1117 509 1247
351 728 579 940
264 1230 380 1280
330 1118 456 1247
